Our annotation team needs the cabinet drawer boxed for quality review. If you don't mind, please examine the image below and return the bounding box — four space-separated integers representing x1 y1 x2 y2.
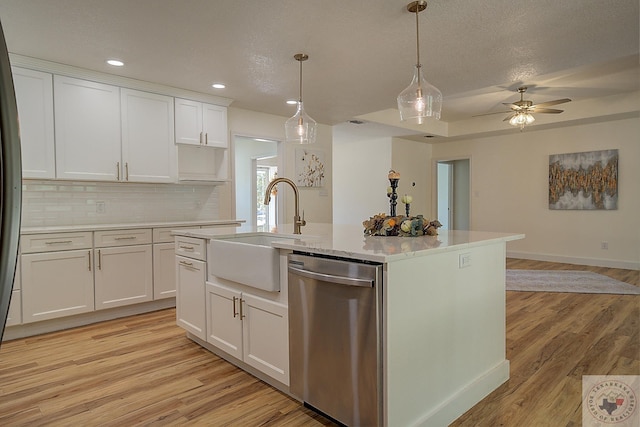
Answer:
21 232 93 253
153 226 195 243
94 229 152 247
175 236 206 261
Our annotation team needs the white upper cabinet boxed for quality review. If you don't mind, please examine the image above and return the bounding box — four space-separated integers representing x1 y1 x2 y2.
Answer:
121 89 176 183
175 98 228 148
54 76 121 181
12 67 55 179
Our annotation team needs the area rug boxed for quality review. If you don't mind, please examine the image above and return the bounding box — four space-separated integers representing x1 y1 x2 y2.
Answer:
506 270 640 295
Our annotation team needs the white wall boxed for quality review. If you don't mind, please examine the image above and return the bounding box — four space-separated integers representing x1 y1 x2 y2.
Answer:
226 107 332 225
391 137 432 219
333 136 392 224
431 116 640 269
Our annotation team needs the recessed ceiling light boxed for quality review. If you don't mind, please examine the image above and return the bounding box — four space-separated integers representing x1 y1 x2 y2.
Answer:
286 99 298 105
212 83 226 89
106 59 124 67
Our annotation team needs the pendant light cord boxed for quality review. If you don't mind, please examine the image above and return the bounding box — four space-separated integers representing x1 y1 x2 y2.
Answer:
415 8 421 69
299 59 303 103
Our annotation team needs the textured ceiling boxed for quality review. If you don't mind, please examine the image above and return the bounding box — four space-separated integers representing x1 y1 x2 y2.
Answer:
0 0 638 128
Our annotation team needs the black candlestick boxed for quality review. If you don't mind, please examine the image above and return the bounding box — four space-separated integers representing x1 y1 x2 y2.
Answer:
405 203 410 217
389 178 399 216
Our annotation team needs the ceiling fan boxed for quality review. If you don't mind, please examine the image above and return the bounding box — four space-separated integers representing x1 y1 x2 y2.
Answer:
479 86 571 129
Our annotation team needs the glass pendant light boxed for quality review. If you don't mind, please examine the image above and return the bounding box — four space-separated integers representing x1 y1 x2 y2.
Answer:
397 1 442 124
285 53 317 144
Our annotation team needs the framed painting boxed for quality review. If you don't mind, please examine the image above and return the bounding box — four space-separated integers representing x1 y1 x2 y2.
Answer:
295 148 325 187
549 149 618 210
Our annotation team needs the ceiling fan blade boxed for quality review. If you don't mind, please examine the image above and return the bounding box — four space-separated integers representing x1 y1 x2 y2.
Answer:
531 98 571 108
503 113 516 122
502 103 523 111
531 108 564 114
472 110 513 117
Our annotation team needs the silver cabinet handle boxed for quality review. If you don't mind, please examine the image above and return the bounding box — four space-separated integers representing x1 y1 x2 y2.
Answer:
232 296 238 318
179 245 194 251
88 250 91 271
117 162 120 181
199 131 203 145
97 250 102 270
205 133 208 145
45 240 72 245
125 162 129 181
114 236 137 241
179 260 194 267
239 298 245 319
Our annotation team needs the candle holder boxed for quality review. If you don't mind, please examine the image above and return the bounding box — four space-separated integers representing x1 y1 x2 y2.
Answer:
405 203 410 217
388 178 399 216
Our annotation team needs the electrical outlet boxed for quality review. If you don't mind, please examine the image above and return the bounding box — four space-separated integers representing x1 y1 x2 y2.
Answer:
96 201 106 214
459 253 471 268
601 241 609 250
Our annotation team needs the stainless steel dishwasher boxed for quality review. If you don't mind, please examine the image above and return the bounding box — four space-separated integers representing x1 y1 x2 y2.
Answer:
288 252 383 427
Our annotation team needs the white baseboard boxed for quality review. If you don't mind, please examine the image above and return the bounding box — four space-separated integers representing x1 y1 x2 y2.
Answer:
507 250 639 271
414 360 510 427
3 298 176 341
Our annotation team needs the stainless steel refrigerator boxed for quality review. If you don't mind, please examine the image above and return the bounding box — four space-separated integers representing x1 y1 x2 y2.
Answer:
0 19 22 344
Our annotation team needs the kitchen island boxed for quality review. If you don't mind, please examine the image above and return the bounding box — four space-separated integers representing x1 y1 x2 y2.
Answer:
173 223 524 427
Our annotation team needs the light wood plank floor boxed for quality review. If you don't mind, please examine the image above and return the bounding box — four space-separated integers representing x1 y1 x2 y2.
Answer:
0 259 637 426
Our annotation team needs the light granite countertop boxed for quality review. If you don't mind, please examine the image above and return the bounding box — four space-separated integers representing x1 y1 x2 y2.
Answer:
173 223 525 263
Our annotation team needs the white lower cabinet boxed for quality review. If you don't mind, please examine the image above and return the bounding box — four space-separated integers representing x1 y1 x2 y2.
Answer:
176 255 207 340
6 257 22 326
206 281 289 385
94 245 153 310
21 249 94 323
153 242 177 299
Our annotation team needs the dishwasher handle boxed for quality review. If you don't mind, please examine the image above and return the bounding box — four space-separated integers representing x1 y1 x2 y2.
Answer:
288 265 374 288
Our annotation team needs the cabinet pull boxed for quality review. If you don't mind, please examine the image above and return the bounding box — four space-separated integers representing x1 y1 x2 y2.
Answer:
88 250 91 271
45 240 73 245
205 133 208 145
125 162 129 181
232 296 238 318
117 161 120 181
239 298 245 319
179 260 193 267
97 250 102 270
114 236 137 241
199 131 203 145
179 245 194 251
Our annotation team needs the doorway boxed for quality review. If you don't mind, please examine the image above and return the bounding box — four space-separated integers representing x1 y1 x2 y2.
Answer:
233 136 280 227
436 159 470 230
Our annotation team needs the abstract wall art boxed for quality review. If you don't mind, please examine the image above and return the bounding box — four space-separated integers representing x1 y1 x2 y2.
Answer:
549 149 618 210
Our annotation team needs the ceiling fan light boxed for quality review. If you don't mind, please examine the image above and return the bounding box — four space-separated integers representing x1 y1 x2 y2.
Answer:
509 112 535 129
398 65 442 123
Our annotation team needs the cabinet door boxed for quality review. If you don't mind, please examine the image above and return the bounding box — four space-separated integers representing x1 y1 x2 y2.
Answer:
94 245 153 309
242 293 289 385
205 281 242 359
202 103 228 148
153 242 176 299
6 257 22 326
12 67 55 179
54 76 121 181
176 256 206 339
175 98 203 146
121 89 176 182
21 249 94 323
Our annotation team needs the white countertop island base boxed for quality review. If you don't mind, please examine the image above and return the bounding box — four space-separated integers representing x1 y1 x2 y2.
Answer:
384 240 509 426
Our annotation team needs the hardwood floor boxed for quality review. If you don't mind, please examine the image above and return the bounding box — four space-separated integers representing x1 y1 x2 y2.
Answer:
0 259 637 426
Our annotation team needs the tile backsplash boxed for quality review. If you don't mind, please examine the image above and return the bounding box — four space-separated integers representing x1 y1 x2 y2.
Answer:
21 180 219 227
